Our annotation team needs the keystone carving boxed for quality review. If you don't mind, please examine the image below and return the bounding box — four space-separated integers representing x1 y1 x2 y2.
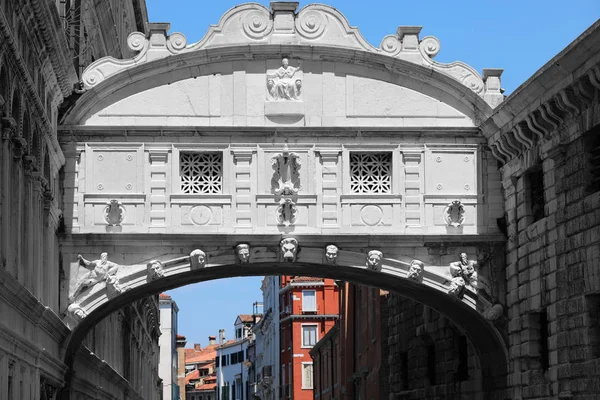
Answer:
236 244 250 263
448 252 478 298
366 250 383 271
146 260 165 282
190 249 207 269
325 245 339 264
407 259 425 282
266 58 303 101
70 253 119 302
280 238 298 262
444 200 465 227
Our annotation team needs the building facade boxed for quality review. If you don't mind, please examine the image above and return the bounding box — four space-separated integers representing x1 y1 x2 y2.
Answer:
184 339 219 400
279 276 339 399
215 320 252 400
159 293 181 400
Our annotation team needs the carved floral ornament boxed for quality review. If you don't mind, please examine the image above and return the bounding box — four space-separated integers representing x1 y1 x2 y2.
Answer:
77 4 498 105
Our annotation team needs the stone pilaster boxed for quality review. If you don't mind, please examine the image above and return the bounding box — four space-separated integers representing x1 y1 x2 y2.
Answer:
62 149 82 233
231 148 255 229
402 150 423 231
148 150 169 231
317 149 341 230
0 117 15 269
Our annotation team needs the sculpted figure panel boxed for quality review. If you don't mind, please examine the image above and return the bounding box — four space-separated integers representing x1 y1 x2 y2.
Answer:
105 274 124 299
325 245 338 264
70 253 119 302
147 260 165 282
407 259 425 282
267 58 303 101
236 244 250 263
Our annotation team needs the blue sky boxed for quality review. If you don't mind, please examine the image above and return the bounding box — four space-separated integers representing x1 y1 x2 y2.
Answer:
152 0 599 347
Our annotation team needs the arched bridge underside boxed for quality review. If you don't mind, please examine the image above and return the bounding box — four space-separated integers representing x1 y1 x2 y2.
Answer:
62 238 508 394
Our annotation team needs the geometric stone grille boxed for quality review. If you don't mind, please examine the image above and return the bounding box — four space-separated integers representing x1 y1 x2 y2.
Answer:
180 152 223 194
350 153 392 194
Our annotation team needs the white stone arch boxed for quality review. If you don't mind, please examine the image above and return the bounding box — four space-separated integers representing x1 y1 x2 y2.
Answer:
61 244 507 398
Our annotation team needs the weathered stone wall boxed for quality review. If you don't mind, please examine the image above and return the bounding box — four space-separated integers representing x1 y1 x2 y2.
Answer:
387 295 483 400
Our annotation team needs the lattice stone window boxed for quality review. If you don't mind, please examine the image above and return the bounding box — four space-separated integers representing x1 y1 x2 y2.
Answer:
180 152 222 194
350 152 392 194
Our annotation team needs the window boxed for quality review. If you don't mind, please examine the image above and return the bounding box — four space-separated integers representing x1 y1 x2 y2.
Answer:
302 290 317 312
180 152 223 194
584 127 600 194
525 166 545 223
302 324 318 347
302 362 314 389
350 152 392 194
236 328 242 339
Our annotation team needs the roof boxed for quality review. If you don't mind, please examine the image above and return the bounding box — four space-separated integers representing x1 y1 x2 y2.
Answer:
159 293 171 299
237 314 254 323
292 276 323 283
184 344 218 364
176 334 186 340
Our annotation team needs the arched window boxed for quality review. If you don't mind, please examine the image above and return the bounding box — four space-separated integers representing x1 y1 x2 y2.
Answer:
0 62 8 113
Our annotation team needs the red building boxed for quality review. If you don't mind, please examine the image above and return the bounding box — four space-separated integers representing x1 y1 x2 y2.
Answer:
310 283 390 400
279 276 339 400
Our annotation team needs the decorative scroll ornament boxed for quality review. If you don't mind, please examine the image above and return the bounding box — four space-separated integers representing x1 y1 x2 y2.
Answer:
379 35 401 56
271 144 301 195
236 244 250 263
277 198 297 226
407 259 425 282
280 238 298 262
448 252 478 298
146 260 165 282
243 9 273 39
69 253 119 302
325 245 339 264
419 36 441 58
105 199 124 226
295 9 327 40
266 58 303 101
366 250 383 271
444 200 465 227
67 303 87 321
190 249 206 269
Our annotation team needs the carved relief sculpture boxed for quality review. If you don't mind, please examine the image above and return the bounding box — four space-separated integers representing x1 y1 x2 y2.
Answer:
70 253 119 302
266 58 302 101
146 260 165 282
407 259 425 282
271 144 301 195
236 244 250 263
444 200 465 227
325 245 339 264
448 252 478 297
190 249 207 270
277 198 297 226
105 199 124 226
105 274 124 299
366 250 383 271
280 238 298 262
67 303 87 321
483 304 504 321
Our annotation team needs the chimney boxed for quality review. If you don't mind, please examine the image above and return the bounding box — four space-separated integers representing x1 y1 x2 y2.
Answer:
194 343 201 351
219 329 226 344
208 336 216 345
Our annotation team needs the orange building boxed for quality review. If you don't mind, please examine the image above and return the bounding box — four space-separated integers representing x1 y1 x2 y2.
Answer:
279 276 339 400
311 283 390 399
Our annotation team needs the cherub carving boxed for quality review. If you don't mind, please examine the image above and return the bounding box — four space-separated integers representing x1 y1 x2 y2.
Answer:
366 250 383 271
280 238 298 262
70 253 119 302
448 252 478 297
236 244 250 263
325 245 339 264
190 249 207 270
407 259 425 282
147 260 165 282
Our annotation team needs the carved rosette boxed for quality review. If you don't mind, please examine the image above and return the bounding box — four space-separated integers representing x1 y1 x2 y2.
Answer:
419 36 441 58
379 35 401 57
167 33 187 52
444 200 465 227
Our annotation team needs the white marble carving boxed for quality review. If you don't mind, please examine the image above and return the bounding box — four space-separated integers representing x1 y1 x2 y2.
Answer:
280 238 298 262
70 253 119 302
277 198 297 226
236 244 250 263
366 250 383 271
67 303 87 321
448 252 478 297
146 260 165 282
190 249 207 269
325 245 338 264
266 58 303 101
444 200 466 227
105 274 124 299
104 199 124 226
271 145 301 195
407 259 425 282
